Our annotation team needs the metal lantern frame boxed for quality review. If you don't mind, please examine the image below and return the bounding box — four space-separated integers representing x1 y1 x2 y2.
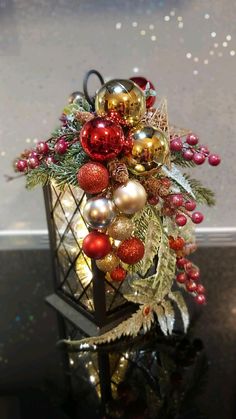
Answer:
44 183 136 337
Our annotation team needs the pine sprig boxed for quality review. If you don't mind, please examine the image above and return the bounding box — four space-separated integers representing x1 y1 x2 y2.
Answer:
26 165 50 189
183 174 215 206
171 152 196 168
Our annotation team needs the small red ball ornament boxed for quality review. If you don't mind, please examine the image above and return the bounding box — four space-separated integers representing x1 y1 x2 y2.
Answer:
110 266 127 282
130 76 156 108
27 156 40 169
36 141 49 154
82 231 112 260
195 294 206 305
176 272 187 284
80 117 124 162
77 162 109 194
175 213 187 226
55 139 68 154
117 237 145 265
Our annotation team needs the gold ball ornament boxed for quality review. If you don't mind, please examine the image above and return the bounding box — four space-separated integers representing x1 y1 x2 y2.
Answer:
95 79 146 127
96 252 120 272
130 125 170 165
107 215 134 241
113 179 147 214
83 197 116 230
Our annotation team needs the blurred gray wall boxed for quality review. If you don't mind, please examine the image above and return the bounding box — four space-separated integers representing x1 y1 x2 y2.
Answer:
0 0 235 239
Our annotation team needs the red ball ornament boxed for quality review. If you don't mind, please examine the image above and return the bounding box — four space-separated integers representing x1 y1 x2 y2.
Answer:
110 266 127 282
193 152 206 165
186 133 199 146
27 156 40 169
186 280 198 292
55 139 68 154
177 257 188 269
77 162 109 194
130 76 156 108
175 213 187 226
80 117 124 162
195 294 206 305
196 284 206 294
176 272 187 284
191 211 204 224
188 268 200 281
170 137 183 152
82 231 112 260
184 200 196 211
117 237 145 265
208 154 221 166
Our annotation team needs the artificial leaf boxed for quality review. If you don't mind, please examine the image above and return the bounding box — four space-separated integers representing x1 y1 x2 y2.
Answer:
168 291 189 332
162 164 195 198
161 300 175 334
153 304 168 335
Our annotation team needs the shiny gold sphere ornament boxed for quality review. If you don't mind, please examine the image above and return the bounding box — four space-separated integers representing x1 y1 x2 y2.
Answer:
130 125 170 165
107 215 134 241
95 79 146 127
96 252 120 272
83 197 116 230
113 180 147 214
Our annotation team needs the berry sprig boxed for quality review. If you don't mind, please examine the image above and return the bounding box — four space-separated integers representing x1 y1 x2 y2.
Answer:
162 192 204 227
176 257 206 305
170 133 221 166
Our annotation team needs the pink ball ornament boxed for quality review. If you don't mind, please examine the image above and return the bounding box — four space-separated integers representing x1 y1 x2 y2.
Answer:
186 133 199 145
55 139 68 154
182 149 194 160
193 152 206 165
27 156 40 169
175 213 187 226
184 200 196 211
36 141 49 154
208 154 221 166
16 159 28 172
170 137 183 152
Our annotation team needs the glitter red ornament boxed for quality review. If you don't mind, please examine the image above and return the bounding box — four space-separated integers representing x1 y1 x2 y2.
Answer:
82 231 112 260
110 266 127 282
80 117 124 162
77 162 109 194
130 76 156 108
117 237 145 265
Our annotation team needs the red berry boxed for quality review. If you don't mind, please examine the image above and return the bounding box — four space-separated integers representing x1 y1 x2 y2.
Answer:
161 178 171 188
148 196 159 205
193 152 206 165
55 139 68 154
170 194 184 207
196 284 206 294
177 257 188 269
169 237 185 251
28 150 38 159
170 137 183 152
191 211 204 224
188 269 200 281
27 156 40 169
199 145 210 155
36 141 49 154
195 294 206 305
16 159 28 172
208 154 221 166
184 261 193 272
182 149 194 160
175 213 187 226
176 272 187 284
186 280 197 292
186 133 199 145
45 155 56 165
184 200 196 211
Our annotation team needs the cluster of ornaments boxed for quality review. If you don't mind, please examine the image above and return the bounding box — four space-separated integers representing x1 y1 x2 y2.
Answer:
15 74 221 303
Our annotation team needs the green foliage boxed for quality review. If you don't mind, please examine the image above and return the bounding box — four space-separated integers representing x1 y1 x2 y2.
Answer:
26 165 50 189
172 152 196 168
183 174 215 206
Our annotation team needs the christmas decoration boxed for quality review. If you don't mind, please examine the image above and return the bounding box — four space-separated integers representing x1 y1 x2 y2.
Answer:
113 180 147 214
82 231 111 259
130 76 156 108
117 237 145 265
107 215 134 241
83 197 115 229
77 162 109 194
95 79 146 126
14 69 221 351
80 116 124 162
96 252 120 272
130 124 170 166
110 266 127 282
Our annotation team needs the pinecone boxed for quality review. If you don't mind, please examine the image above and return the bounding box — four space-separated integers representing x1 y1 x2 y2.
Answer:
107 159 129 184
142 176 162 197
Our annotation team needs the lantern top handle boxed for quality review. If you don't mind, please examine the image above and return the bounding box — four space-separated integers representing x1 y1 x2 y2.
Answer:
83 69 105 107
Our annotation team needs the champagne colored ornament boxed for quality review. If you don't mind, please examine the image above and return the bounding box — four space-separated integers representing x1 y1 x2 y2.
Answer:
130 76 156 108
107 215 134 241
96 252 120 272
130 125 170 165
80 117 124 162
113 180 147 214
95 79 146 127
134 163 146 173
82 231 111 259
68 91 85 104
83 197 115 229
77 162 109 194
117 237 145 265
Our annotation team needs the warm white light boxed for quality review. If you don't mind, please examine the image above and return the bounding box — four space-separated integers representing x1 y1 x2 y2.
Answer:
186 53 192 59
